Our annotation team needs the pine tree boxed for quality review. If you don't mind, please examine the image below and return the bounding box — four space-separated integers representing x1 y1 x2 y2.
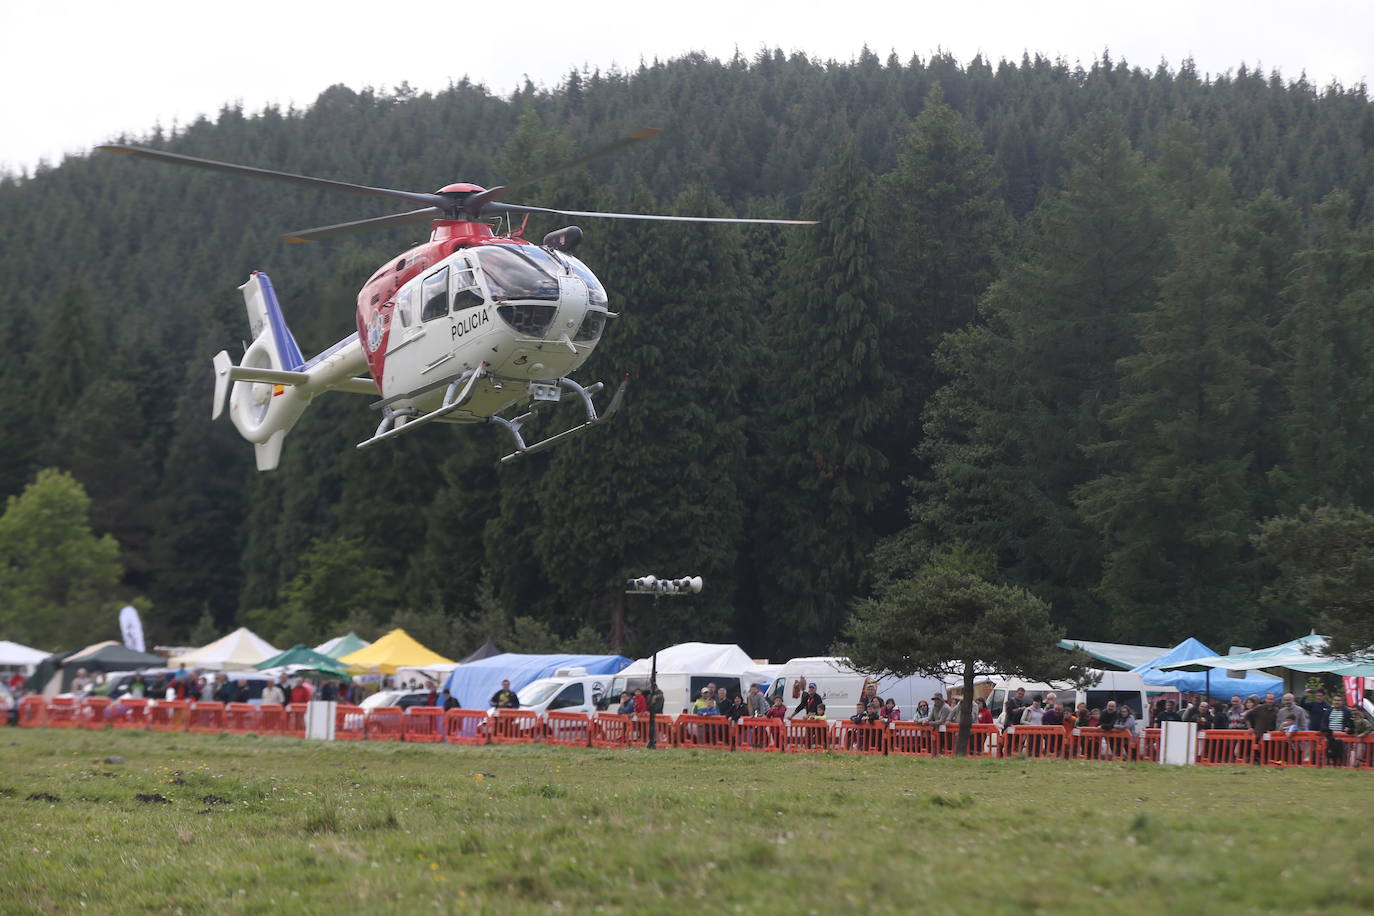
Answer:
754 139 897 656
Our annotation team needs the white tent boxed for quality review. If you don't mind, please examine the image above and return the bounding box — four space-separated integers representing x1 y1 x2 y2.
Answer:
0 640 50 668
170 627 279 671
618 642 756 676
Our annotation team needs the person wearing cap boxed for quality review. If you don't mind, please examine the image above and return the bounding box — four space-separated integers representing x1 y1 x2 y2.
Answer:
691 688 718 716
792 682 823 719
928 693 952 725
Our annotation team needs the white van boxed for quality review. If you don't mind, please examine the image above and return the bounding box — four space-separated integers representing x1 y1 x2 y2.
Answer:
514 669 613 717
982 671 1152 727
767 657 945 719
599 671 747 716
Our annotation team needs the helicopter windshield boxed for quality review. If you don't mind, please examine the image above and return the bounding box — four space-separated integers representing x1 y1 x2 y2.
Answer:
555 252 609 308
474 245 560 301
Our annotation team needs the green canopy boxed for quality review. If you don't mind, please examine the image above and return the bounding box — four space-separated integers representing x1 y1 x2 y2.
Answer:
314 633 369 660
254 644 347 672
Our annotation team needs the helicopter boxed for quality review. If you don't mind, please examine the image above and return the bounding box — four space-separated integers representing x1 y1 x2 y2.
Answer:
99 132 814 470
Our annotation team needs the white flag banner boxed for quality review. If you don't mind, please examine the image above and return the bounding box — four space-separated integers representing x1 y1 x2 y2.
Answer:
119 605 145 653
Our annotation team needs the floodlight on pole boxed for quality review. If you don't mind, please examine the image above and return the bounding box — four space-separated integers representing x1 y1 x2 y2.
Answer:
625 573 703 748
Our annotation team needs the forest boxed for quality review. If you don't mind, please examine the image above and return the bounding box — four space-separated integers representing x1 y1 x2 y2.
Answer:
2 47 1373 660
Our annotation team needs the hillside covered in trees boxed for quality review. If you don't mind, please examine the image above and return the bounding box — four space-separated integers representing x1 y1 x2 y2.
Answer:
2 48 1373 658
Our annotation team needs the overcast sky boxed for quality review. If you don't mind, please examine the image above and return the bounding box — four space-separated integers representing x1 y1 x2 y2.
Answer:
3 0 1370 175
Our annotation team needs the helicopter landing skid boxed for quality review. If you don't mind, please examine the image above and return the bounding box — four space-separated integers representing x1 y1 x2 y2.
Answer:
492 374 629 464
355 364 487 451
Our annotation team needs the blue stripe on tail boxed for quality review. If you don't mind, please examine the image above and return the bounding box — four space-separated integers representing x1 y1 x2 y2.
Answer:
256 273 306 371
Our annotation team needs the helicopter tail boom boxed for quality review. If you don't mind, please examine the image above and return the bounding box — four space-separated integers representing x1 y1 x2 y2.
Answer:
212 272 373 470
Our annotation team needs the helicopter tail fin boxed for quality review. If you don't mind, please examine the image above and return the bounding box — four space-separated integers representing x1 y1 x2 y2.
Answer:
211 272 371 471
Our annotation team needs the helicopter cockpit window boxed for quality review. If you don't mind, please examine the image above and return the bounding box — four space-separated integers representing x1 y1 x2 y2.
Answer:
451 257 484 310
474 246 560 301
558 253 609 308
395 286 414 327
421 267 449 322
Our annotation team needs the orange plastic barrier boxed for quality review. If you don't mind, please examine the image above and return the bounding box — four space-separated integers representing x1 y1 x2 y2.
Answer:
1261 731 1324 767
80 697 114 729
630 716 674 749
490 709 540 744
334 704 366 740
834 720 888 755
1139 728 1161 763
735 717 783 752
18 696 46 728
282 703 308 739
543 711 592 747
1071 728 1137 760
189 701 225 734
46 697 79 729
149 700 190 732
1196 730 1256 765
1331 733 1374 768
404 706 445 743
889 722 935 756
675 714 734 750
1002 725 1068 759
223 702 258 734
256 703 285 735
591 713 632 748
443 709 489 745
782 718 831 753
110 698 151 730
364 706 404 741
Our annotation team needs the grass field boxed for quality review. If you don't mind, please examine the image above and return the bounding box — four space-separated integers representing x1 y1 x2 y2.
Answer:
0 729 1369 914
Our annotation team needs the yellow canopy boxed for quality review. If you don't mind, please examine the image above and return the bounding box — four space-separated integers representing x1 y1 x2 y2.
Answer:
337 628 454 675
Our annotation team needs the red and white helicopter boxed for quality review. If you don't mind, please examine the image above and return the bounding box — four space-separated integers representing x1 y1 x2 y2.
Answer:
100 132 813 470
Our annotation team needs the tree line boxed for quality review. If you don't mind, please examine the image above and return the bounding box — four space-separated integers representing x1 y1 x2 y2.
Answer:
1 48 1372 658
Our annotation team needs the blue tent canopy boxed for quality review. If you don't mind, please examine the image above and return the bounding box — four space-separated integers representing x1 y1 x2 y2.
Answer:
442 653 630 709
1132 638 1283 699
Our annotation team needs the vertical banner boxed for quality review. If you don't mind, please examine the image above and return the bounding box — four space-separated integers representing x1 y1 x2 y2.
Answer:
1343 676 1365 708
119 605 145 653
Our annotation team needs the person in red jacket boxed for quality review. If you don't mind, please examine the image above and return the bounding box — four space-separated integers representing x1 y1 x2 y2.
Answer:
289 680 311 704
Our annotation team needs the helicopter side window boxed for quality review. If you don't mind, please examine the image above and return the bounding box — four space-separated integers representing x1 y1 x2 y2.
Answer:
451 259 484 310
395 286 414 327
421 267 449 322
559 252 609 308
475 246 560 301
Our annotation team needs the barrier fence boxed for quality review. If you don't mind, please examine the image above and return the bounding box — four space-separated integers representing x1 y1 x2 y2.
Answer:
12 697 1374 767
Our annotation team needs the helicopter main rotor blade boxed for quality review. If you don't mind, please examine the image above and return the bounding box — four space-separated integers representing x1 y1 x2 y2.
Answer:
467 127 663 212
98 144 452 211
487 202 817 226
283 207 446 244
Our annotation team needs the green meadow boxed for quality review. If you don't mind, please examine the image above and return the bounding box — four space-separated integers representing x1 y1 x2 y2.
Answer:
0 729 1368 914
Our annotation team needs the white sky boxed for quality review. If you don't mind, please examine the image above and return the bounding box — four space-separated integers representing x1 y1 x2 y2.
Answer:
2 0 1370 175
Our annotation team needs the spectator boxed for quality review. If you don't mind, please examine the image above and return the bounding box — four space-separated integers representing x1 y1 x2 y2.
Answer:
1276 693 1309 731
1003 687 1027 729
811 702 827 721
929 694 952 725
1180 695 1201 722
1324 694 1356 765
632 688 649 715
884 698 902 721
913 700 931 723
1227 697 1247 729
692 688 718 716
1118 705 1138 736
1099 700 1120 731
1301 688 1332 733
290 679 311 705
1244 694 1277 737
975 698 993 725
650 685 665 715
442 689 460 712
1074 701 1089 725
1084 707 1100 727
747 685 768 718
617 692 635 715
1156 700 1181 722
1060 703 1077 730
727 693 748 722
490 680 520 709
1041 701 1063 727
1020 699 1044 726
261 680 285 706
765 696 786 720
792 683 823 719
235 680 252 703
849 701 870 725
